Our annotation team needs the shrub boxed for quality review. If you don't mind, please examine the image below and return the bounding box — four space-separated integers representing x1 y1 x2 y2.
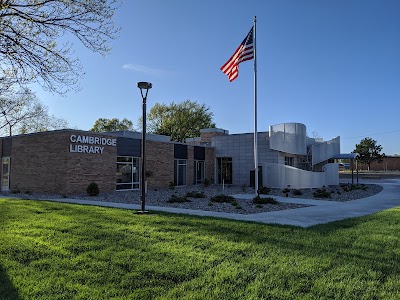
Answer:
203 178 211 187
185 191 206 198
292 189 303 196
252 195 278 205
258 186 270 195
313 188 331 198
241 184 247 192
167 195 190 203
87 182 99 196
282 188 290 194
168 181 176 190
211 194 235 203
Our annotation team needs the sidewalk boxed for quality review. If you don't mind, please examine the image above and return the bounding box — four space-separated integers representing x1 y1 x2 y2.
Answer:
29 179 400 228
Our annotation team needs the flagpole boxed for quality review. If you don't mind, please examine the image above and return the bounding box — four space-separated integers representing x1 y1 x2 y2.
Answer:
253 16 258 194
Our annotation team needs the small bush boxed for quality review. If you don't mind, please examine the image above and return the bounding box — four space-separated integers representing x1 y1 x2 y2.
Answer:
203 178 211 187
208 201 213 206
168 181 176 190
231 200 239 207
211 194 235 203
252 195 278 205
167 195 190 203
235 205 242 210
11 189 20 194
313 188 331 198
185 191 206 198
86 182 99 196
241 184 247 192
282 188 290 194
258 186 271 195
255 204 263 208
25 191 32 195
292 189 303 196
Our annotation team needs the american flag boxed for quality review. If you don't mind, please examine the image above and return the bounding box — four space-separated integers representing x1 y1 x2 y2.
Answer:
220 27 254 82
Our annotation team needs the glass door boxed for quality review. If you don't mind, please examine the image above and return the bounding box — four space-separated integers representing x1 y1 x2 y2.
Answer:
2 157 10 191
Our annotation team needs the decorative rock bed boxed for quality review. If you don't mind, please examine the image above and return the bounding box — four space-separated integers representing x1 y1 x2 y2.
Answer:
3 183 383 215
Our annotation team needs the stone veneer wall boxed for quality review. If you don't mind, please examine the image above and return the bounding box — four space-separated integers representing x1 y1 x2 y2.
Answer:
146 140 174 189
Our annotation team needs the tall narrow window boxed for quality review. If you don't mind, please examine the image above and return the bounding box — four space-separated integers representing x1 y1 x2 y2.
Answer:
174 159 187 186
194 160 205 185
116 156 140 190
1 157 10 191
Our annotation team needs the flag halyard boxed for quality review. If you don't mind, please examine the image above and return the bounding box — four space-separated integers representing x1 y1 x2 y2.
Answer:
220 27 254 82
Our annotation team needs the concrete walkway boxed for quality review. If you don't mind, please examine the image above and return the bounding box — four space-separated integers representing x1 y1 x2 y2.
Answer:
29 178 400 228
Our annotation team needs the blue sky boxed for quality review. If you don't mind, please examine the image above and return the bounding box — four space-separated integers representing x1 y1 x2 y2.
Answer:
34 0 400 155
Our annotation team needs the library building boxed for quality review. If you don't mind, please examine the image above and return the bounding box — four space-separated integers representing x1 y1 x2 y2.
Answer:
0 122 343 195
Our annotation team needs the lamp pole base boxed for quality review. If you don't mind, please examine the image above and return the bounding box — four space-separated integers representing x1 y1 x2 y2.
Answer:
135 210 149 214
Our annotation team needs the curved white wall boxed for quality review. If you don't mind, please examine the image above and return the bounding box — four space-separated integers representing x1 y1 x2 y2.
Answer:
263 163 339 189
269 123 307 155
312 136 340 166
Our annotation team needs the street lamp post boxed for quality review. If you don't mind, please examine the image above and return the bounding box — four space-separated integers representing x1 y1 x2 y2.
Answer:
137 82 152 213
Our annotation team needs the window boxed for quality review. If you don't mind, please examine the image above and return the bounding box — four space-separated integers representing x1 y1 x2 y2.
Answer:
194 160 205 185
285 156 294 167
174 159 187 186
116 156 140 190
2 157 10 191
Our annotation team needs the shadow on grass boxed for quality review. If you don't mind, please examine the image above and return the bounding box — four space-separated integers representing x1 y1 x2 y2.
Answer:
0 265 20 300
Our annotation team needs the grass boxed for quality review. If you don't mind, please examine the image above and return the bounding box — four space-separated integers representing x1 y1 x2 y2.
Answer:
1 198 400 299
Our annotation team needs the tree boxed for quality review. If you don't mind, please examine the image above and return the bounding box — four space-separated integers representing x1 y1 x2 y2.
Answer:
144 100 216 142
18 111 69 134
0 87 69 135
0 0 120 94
0 87 45 136
90 118 134 132
353 137 385 170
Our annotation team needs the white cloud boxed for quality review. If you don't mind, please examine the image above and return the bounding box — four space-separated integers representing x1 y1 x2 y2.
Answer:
122 64 169 76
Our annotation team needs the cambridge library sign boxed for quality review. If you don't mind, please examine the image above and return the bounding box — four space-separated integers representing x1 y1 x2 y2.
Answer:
69 134 117 154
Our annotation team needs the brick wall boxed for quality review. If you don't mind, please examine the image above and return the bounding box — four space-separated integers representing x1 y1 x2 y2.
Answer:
5 130 216 194
187 145 194 185
9 130 117 195
65 132 117 194
205 147 215 183
10 131 69 194
146 140 174 189
200 129 228 144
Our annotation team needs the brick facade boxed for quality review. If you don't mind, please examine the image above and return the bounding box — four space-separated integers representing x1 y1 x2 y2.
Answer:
146 140 174 189
8 130 117 194
205 147 215 183
0 130 214 195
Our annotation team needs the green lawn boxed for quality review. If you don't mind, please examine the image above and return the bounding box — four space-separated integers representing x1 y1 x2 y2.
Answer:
0 198 399 300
